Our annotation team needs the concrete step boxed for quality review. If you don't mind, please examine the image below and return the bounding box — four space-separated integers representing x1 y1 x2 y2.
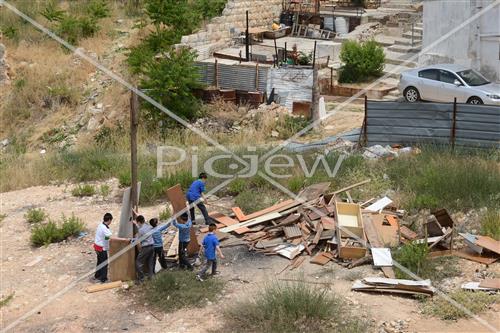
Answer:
374 35 397 47
384 50 418 67
383 63 414 79
394 37 422 46
387 43 422 53
402 31 423 40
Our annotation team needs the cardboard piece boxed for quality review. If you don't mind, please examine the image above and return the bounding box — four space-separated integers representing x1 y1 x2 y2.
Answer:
371 248 393 267
461 282 497 291
365 197 393 212
109 238 136 282
479 278 500 290
454 248 498 265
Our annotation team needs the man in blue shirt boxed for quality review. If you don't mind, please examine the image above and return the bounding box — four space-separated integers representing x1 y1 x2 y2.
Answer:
173 217 193 270
186 173 211 225
149 218 170 270
196 223 224 281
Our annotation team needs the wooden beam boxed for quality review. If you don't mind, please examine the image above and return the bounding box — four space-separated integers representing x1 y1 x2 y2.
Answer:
86 281 123 293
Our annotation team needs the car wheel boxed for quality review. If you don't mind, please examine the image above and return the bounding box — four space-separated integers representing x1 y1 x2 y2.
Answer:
467 97 483 105
404 87 420 103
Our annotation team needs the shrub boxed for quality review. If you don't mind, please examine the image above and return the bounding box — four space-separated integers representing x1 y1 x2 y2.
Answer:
24 208 47 224
339 40 385 83
275 115 310 139
393 242 430 279
223 281 367 333
287 176 305 193
31 220 62 246
86 0 110 19
144 271 223 311
480 210 500 240
227 178 246 195
0 293 14 309
31 214 85 247
60 214 86 237
421 290 500 320
72 184 96 197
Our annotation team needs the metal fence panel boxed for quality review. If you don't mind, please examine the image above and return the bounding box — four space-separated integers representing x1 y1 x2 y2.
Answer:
366 101 500 148
194 62 268 92
267 68 314 110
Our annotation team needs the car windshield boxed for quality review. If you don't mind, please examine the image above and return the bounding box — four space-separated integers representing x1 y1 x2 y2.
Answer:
456 69 490 86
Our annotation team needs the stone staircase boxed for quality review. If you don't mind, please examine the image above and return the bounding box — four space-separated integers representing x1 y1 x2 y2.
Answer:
379 0 418 11
376 21 422 98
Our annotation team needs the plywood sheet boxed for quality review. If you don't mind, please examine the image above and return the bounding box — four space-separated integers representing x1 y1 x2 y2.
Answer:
297 182 331 201
454 248 498 265
109 238 136 282
187 227 200 256
400 226 417 240
479 278 500 289
235 199 298 222
166 184 187 216
118 182 141 238
321 216 336 230
476 236 500 255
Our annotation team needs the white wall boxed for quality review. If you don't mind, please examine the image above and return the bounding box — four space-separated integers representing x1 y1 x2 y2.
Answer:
420 0 500 82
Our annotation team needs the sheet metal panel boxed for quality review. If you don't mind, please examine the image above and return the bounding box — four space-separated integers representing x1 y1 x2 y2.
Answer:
195 62 268 92
366 101 500 148
267 68 314 110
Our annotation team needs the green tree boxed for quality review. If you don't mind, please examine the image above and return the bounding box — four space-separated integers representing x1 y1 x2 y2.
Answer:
140 48 201 126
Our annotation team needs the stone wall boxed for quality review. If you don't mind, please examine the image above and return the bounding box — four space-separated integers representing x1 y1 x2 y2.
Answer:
179 0 283 60
0 43 9 85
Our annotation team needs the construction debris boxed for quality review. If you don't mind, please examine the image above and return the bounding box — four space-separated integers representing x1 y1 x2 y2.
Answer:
86 281 123 293
352 277 435 296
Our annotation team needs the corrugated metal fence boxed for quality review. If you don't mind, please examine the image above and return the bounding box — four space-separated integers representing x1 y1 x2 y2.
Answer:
195 62 269 92
364 101 500 148
267 68 314 110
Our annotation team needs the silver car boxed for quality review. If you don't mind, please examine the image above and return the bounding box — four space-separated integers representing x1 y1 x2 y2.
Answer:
398 64 500 105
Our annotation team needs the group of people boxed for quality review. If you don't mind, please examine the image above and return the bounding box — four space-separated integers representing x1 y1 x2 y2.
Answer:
92 173 223 284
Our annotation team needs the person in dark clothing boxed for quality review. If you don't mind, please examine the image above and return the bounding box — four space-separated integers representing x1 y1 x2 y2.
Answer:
149 218 170 270
173 217 193 270
186 173 211 224
133 215 155 282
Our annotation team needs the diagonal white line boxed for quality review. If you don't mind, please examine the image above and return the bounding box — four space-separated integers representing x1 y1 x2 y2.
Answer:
256 171 498 332
0 0 250 170
259 0 500 161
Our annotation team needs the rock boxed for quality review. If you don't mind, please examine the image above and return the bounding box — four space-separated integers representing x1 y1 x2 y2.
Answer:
271 130 279 138
40 149 47 154
87 117 99 131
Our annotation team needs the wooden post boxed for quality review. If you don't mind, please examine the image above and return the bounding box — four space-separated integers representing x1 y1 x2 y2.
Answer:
273 38 279 67
330 67 333 93
451 97 457 150
130 90 139 213
311 41 319 122
358 96 368 147
214 59 219 88
255 63 259 91
245 10 250 61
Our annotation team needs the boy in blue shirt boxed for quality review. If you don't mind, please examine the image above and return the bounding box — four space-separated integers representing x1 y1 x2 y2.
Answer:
196 223 224 281
186 173 211 225
149 218 170 270
173 217 193 270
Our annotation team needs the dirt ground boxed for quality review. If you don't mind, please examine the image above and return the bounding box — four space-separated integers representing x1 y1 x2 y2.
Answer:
1 182 499 333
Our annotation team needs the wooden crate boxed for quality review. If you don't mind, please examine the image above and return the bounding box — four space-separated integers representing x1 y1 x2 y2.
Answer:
335 202 367 259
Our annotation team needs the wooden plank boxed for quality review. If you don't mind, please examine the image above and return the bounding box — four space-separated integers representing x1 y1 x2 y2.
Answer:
331 179 371 196
219 212 282 232
312 221 324 245
454 248 498 265
166 184 187 216
479 278 500 289
166 231 179 257
432 208 454 228
235 199 298 222
187 227 200 256
297 182 331 201
321 216 336 230
371 214 399 247
109 239 135 282
210 212 251 234
232 207 246 221
86 281 123 293
400 226 418 240
363 216 396 278
476 236 500 255
310 252 333 265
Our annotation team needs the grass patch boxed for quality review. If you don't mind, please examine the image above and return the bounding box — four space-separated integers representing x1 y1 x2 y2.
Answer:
480 210 500 240
0 214 6 224
421 290 500 320
159 207 171 221
222 280 367 333
30 214 86 247
0 293 14 308
144 271 223 312
24 208 47 224
393 243 460 282
71 184 96 197
100 184 111 197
